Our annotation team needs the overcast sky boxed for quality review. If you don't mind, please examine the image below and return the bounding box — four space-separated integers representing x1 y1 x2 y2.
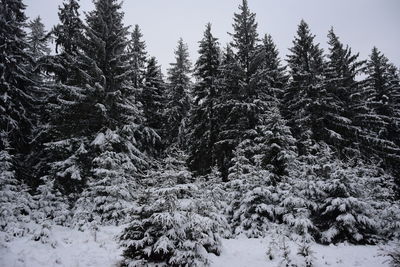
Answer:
24 0 400 73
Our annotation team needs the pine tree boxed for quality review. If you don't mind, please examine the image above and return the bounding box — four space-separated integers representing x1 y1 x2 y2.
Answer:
27 16 51 60
230 0 259 81
188 23 220 176
40 0 90 197
316 159 379 244
141 56 166 147
259 34 287 100
25 14 53 189
73 0 155 224
120 169 222 266
165 38 192 146
283 20 324 155
358 48 400 178
50 0 84 83
128 24 147 89
213 45 244 180
0 0 36 182
0 131 33 238
213 0 262 180
254 106 297 186
322 28 364 157
251 34 294 186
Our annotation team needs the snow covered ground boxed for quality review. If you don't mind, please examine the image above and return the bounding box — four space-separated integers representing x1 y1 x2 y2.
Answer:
0 226 392 267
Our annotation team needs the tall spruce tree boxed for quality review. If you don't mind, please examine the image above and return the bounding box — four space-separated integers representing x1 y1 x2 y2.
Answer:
322 29 364 157
39 0 90 197
251 34 294 185
230 0 259 83
165 38 192 146
213 45 243 180
259 34 287 100
141 56 166 151
27 16 51 60
0 0 36 184
358 47 400 189
188 23 221 176
283 20 324 155
128 24 147 89
214 0 261 180
73 0 154 224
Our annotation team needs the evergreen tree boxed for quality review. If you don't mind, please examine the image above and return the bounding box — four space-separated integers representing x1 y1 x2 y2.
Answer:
316 159 379 244
259 34 287 100
213 45 243 180
283 20 324 155
165 38 192 146
0 0 35 182
358 48 400 176
141 57 166 146
322 28 364 156
188 23 221 176
128 24 147 89
254 106 297 186
230 0 259 82
73 0 155 224
251 34 294 185
40 0 90 197
226 139 282 238
53 0 83 55
27 16 51 60
213 0 262 180
25 15 52 189
50 0 84 83
120 170 222 266
0 131 33 238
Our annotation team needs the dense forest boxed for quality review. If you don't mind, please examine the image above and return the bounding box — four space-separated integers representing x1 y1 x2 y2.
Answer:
1 0 400 266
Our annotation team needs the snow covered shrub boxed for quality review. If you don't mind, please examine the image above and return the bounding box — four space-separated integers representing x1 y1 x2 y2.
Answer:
356 163 400 240
232 184 282 238
32 177 71 226
279 183 316 242
297 239 315 267
227 137 296 238
386 245 400 267
279 235 293 267
265 229 279 261
0 134 34 240
318 169 378 244
199 177 232 238
379 202 400 239
313 156 379 244
119 186 222 267
73 128 142 226
32 223 57 248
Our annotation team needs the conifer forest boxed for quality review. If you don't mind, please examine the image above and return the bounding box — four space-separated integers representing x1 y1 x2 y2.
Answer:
1 0 400 266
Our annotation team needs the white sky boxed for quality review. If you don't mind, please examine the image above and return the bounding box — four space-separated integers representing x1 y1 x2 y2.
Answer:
25 0 400 73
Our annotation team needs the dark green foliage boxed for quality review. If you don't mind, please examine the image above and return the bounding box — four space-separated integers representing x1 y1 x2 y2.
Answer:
188 23 221 176
141 57 166 143
165 38 192 146
128 24 147 89
283 20 324 155
321 29 363 157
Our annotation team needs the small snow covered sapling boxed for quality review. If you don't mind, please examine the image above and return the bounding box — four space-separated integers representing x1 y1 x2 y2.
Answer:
280 236 293 267
266 235 278 260
32 223 57 248
386 245 400 267
297 240 315 267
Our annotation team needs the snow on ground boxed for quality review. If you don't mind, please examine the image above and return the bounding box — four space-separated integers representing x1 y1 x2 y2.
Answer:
0 226 392 267
210 237 391 267
0 225 123 267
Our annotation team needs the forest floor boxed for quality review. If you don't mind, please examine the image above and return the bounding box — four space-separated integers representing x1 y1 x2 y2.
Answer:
0 225 393 267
